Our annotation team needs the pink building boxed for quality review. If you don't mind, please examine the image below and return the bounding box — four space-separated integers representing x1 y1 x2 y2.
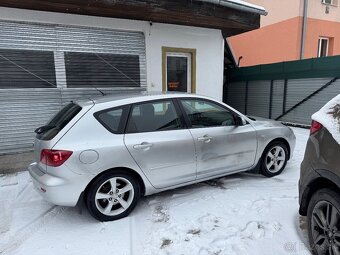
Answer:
229 0 340 67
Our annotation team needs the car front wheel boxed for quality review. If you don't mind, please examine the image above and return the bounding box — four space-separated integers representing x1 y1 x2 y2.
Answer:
307 188 340 255
260 142 288 177
86 170 140 221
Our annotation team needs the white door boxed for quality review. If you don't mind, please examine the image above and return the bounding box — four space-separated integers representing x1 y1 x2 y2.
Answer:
166 52 192 93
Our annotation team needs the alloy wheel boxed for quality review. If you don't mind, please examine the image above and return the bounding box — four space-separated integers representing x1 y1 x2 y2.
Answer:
265 146 286 173
311 200 340 255
95 177 134 216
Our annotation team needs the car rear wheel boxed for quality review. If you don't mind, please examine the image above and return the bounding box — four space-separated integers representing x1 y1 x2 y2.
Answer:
86 170 140 221
307 188 340 255
260 142 288 177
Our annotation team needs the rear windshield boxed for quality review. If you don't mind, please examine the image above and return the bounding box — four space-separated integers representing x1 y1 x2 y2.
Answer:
36 103 82 140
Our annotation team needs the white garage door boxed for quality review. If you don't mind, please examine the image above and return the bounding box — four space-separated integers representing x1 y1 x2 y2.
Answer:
0 20 147 154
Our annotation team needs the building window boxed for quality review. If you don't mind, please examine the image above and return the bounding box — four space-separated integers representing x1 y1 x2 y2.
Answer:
64 52 140 88
162 47 196 93
0 49 56 88
322 0 338 6
318 38 329 57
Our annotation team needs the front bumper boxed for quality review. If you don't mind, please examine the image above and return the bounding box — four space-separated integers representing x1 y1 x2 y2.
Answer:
28 162 89 207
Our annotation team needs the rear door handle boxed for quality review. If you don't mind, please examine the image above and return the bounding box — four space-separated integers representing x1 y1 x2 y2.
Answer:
197 135 212 143
133 142 153 150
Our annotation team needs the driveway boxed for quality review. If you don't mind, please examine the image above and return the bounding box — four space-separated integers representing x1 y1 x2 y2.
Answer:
0 127 311 255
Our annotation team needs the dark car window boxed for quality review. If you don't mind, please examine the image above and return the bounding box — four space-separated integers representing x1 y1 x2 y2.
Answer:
180 99 235 128
95 107 125 134
126 100 182 133
36 102 82 140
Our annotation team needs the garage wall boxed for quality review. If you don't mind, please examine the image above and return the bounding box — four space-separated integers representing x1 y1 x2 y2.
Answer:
0 7 225 155
0 7 225 101
0 20 147 154
0 7 224 154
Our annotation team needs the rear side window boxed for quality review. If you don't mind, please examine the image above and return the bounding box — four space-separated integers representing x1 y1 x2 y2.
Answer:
94 106 128 134
36 103 82 140
126 100 183 133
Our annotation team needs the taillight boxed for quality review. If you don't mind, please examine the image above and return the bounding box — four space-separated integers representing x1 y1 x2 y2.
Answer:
310 120 323 135
40 149 73 167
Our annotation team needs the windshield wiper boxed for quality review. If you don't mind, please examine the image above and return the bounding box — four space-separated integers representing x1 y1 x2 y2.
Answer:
34 125 57 134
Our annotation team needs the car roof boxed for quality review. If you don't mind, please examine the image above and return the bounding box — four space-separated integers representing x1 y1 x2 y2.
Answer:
76 91 210 106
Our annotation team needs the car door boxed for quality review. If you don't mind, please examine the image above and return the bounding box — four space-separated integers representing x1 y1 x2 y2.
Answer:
124 99 196 189
178 98 257 179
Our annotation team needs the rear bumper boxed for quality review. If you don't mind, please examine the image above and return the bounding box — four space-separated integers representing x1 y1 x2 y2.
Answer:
28 162 89 207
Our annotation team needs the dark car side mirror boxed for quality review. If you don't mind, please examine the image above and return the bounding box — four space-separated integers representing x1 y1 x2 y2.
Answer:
234 116 244 126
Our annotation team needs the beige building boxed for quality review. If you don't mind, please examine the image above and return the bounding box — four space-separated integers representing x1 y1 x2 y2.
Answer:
229 0 340 66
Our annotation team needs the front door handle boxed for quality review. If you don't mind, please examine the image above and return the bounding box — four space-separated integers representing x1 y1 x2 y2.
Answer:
133 142 153 150
197 135 212 143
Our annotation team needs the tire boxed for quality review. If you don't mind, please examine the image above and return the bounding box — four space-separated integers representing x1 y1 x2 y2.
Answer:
260 141 288 177
307 188 340 255
86 170 141 222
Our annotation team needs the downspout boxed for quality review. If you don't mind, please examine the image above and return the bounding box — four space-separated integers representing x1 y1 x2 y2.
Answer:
300 0 308 59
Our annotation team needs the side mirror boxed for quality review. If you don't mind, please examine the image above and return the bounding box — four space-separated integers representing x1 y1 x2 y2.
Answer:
234 116 245 126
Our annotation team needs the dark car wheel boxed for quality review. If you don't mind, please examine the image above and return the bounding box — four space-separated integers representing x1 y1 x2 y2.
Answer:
260 141 288 177
307 188 340 255
86 170 141 222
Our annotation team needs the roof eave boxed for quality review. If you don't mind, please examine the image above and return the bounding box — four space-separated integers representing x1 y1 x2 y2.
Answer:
196 0 268 16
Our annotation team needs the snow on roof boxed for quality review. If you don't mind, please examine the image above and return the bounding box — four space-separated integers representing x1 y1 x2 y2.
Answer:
312 94 340 144
197 0 267 15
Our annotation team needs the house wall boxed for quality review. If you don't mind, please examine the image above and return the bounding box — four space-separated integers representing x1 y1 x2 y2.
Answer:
229 17 303 66
245 0 303 27
304 18 340 59
0 7 225 100
308 1 340 22
229 0 340 67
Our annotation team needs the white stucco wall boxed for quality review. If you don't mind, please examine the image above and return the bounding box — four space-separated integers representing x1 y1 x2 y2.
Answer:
0 7 225 100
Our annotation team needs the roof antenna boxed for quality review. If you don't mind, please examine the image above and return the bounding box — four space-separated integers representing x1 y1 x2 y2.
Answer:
89 84 105 96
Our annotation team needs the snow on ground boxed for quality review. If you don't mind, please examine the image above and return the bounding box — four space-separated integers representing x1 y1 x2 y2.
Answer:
0 127 311 255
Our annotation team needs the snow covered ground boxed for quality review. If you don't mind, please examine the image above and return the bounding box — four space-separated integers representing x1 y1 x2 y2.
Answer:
0 127 311 255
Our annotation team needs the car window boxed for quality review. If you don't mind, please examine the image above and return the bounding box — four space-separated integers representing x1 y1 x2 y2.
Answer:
126 100 182 133
36 102 82 140
95 107 125 134
180 99 235 128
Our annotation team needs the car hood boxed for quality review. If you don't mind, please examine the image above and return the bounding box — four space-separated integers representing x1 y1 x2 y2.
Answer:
247 115 286 128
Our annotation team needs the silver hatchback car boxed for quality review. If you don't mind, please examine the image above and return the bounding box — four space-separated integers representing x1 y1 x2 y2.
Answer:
29 93 296 221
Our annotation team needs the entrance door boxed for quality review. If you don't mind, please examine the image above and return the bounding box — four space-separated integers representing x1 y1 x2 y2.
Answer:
166 52 192 92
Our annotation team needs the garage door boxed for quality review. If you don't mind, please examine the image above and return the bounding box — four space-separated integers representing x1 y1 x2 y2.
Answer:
0 20 147 154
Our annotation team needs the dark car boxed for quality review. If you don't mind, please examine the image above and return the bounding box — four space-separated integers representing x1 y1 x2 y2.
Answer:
299 115 340 254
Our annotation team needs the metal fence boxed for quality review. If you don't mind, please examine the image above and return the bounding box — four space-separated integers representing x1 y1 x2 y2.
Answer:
225 56 340 125
226 77 339 125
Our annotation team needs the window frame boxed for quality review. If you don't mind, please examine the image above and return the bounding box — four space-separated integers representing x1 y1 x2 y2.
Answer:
94 104 131 134
125 98 187 134
318 37 329 57
162 47 196 93
176 97 244 129
0 48 57 89
64 51 141 88
322 0 338 6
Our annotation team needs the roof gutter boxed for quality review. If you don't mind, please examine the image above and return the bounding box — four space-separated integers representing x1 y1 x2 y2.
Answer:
196 0 268 15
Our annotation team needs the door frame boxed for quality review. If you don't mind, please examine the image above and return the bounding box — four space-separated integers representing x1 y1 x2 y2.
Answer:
162 46 196 93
